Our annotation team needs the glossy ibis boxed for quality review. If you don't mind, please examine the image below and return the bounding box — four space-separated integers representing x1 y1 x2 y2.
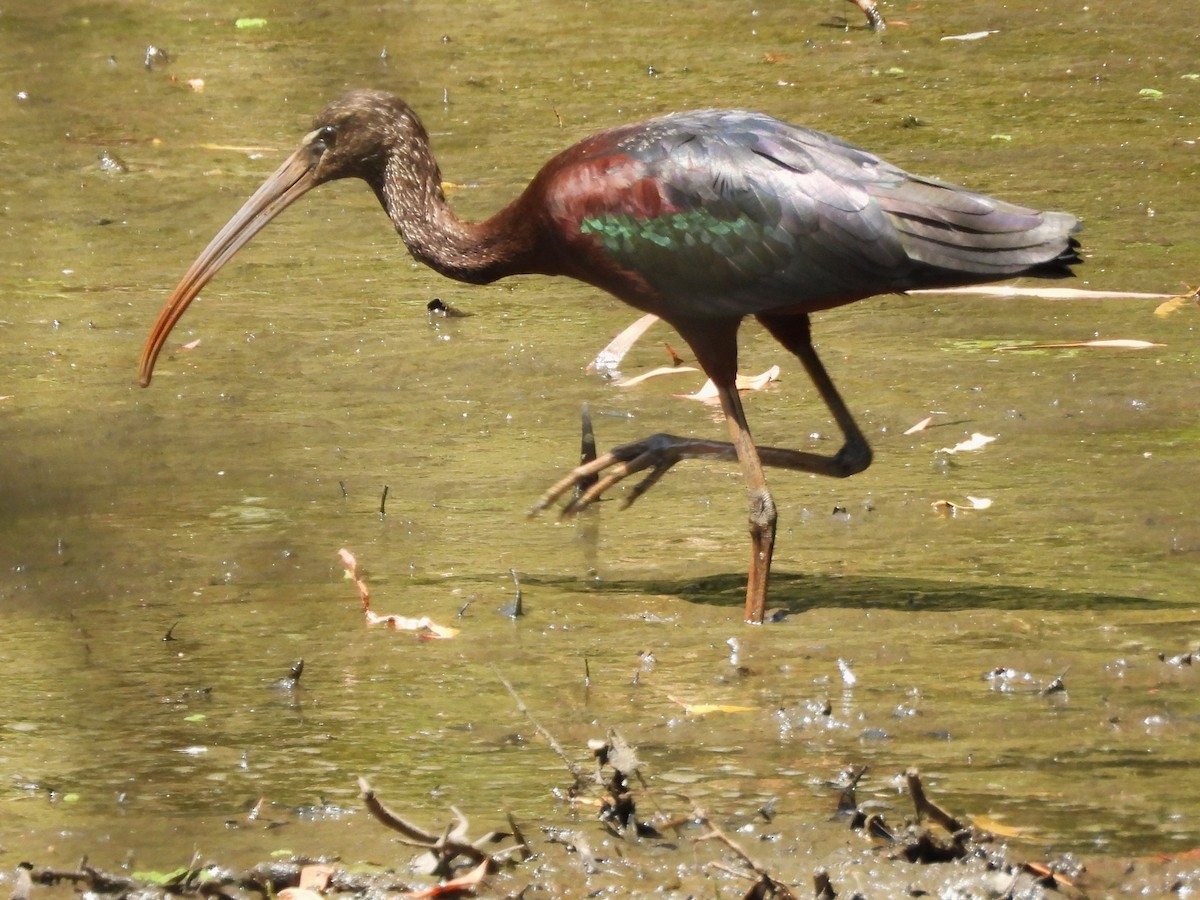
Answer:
139 90 1081 624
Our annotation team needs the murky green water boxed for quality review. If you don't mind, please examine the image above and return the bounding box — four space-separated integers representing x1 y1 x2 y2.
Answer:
2 0 1198 892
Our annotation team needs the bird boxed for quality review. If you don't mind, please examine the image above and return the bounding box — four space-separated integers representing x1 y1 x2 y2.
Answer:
139 89 1081 625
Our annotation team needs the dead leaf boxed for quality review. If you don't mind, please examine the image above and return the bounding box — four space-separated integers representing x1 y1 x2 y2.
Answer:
681 365 780 402
995 338 1163 351
587 313 659 373
298 865 335 892
663 342 685 366
403 859 489 898
185 78 205 92
937 433 996 454
337 548 459 638
363 610 460 638
337 547 370 606
969 815 1027 839
181 338 202 351
903 415 934 435
1144 847 1200 864
1154 288 1198 316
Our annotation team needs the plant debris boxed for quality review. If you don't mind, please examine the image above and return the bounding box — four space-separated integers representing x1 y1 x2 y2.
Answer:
937 432 996 454
681 365 781 403
931 495 993 514
15 752 1101 900
336 548 459 638
995 338 1164 351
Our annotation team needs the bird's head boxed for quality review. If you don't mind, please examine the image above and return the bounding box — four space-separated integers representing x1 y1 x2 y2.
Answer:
304 90 428 188
137 90 423 387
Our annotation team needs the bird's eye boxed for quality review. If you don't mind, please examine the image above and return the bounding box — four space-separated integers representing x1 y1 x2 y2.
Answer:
314 125 337 149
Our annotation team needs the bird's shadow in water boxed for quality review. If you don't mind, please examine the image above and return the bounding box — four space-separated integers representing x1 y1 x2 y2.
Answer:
524 570 1171 616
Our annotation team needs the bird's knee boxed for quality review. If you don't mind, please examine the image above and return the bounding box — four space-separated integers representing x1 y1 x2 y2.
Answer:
833 441 873 477
747 489 778 534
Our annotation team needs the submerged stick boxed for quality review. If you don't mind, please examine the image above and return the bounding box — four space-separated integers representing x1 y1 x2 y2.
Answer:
494 668 590 787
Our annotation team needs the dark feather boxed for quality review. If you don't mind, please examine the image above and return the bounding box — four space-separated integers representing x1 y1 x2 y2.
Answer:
544 109 1081 321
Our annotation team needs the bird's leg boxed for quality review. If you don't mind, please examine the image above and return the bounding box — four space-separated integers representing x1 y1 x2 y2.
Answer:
530 321 777 623
531 320 745 517
534 314 870 515
532 432 739 515
845 0 886 31
657 325 778 623
710 374 777 624
754 312 872 478
530 313 872 623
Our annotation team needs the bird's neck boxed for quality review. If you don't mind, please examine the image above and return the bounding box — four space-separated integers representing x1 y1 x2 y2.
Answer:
374 151 531 286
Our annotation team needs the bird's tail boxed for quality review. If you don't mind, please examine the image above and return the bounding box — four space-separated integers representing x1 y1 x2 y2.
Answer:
879 178 1083 282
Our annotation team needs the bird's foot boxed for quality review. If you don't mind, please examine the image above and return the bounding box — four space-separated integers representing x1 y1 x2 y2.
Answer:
531 433 728 517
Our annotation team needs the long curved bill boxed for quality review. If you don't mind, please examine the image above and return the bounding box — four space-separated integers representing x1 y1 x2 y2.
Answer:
138 139 325 386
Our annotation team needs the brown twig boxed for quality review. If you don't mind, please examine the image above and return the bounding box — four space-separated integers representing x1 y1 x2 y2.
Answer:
691 804 797 896
357 777 489 870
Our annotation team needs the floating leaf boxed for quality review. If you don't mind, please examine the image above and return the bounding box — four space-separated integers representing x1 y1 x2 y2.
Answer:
991 134 1013 142
1154 288 1199 316
968 815 1027 839
235 17 268 28
1139 87 1164 99
941 30 998 40
587 313 659 373
937 433 996 454
668 695 757 715
338 547 370 605
932 496 993 514
337 548 458 639
199 143 279 154
403 859 489 898
681 365 780 402
903 415 934 435
995 338 1163 351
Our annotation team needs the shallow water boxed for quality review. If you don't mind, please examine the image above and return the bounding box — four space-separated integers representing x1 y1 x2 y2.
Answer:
2 0 1198 892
